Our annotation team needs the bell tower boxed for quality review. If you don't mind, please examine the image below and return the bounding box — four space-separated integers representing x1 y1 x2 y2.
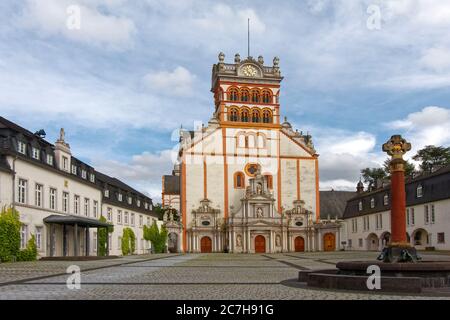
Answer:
211 52 283 128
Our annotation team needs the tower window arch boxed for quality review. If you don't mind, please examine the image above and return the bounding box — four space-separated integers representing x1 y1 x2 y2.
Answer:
240 88 250 102
262 90 272 103
228 88 239 101
251 109 261 123
234 172 245 189
240 108 249 122
251 89 260 103
229 107 239 122
262 109 273 123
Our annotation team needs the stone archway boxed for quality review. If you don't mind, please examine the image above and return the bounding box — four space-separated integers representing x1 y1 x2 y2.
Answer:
254 235 266 253
168 232 178 253
294 236 305 252
412 229 429 247
367 233 379 251
200 236 212 253
323 233 336 252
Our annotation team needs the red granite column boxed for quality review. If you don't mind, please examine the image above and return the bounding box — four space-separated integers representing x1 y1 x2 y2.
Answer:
390 162 407 245
382 135 412 248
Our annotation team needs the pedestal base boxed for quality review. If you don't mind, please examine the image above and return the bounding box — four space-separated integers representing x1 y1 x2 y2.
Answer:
377 246 421 263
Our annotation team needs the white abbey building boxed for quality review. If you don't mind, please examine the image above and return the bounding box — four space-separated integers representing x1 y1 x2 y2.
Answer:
342 165 450 251
163 53 341 254
0 116 158 258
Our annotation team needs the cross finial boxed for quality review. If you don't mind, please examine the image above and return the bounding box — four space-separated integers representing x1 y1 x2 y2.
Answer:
382 135 411 160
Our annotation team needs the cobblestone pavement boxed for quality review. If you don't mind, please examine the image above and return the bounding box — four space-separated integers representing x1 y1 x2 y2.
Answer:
1 251 450 300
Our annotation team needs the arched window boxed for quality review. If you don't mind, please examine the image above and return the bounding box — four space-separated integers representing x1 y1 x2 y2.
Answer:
240 108 249 122
262 109 272 123
257 134 266 148
234 172 245 189
265 175 273 189
262 90 272 103
229 107 239 122
251 109 260 123
228 88 239 101
247 134 256 148
240 88 250 102
251 89 260 103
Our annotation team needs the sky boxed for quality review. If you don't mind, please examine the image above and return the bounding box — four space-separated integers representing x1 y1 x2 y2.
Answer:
1 0 450 202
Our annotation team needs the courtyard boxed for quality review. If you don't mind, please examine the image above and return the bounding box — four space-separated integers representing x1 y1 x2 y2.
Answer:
1 251 450 300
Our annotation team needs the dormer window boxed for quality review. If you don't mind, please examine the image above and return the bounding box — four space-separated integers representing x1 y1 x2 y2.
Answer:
32 147 40 160
358 201 363 211
128 196 132 205
144 202 148 209
149 204 153 211
137 200 141 207
62 156 69 171
370 198 375 209
81 169 87 179
118 193 123 202
104 189 109 197
71 165 77 175
46 154 54 165
417 184 423 198
17 141 26 154
383 194 389 206
89 174 95 183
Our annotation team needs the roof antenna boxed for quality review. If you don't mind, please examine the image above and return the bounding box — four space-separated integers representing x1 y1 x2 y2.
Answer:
247 18 250 58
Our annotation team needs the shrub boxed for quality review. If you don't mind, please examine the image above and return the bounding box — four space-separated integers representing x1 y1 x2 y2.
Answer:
0 207 21 262
144 221 168 253
17 234 37 262
98 215 113 256
121 228 136 256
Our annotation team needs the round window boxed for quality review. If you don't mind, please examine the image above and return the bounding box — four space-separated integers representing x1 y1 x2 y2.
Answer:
202 221 210 226
295 221 303 227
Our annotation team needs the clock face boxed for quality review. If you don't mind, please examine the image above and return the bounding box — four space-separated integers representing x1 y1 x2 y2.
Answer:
241 65 258 77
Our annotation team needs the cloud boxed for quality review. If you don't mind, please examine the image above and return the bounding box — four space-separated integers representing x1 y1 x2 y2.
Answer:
93 149 178 202
20 0 136 49
389 106 450 154
143 67 196 96
420 47 450 72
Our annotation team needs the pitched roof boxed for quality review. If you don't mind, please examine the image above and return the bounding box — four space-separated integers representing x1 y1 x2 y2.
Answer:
320 190 356 219
343 164 450 219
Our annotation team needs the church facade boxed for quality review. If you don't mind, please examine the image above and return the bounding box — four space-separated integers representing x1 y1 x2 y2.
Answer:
163 53 340 253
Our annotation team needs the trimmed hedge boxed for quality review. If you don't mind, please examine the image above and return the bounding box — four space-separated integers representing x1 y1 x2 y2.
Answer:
0 207 21 262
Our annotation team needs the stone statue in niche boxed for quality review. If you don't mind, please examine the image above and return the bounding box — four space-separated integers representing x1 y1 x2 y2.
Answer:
236 235 242 247
276 235 281 247
256 207 263 218
256 183 262 195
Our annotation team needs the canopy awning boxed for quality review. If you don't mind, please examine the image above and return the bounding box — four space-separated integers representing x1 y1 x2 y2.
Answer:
44 215 112 228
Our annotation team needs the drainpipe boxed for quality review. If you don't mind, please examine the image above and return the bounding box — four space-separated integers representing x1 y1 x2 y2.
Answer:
11 155 18 212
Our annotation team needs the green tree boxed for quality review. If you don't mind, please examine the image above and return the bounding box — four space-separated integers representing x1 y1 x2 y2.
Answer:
0 206 21 262
153 204 165 220
121 228 136 256
144 221 168 253
360 167 387 186
98 215 113 256
383 158 416 177
412 145 450 173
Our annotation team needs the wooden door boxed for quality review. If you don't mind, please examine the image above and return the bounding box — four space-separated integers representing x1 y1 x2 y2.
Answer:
294 236 305 252
255 235 266 253
200 236 212 253
323 233 336 252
